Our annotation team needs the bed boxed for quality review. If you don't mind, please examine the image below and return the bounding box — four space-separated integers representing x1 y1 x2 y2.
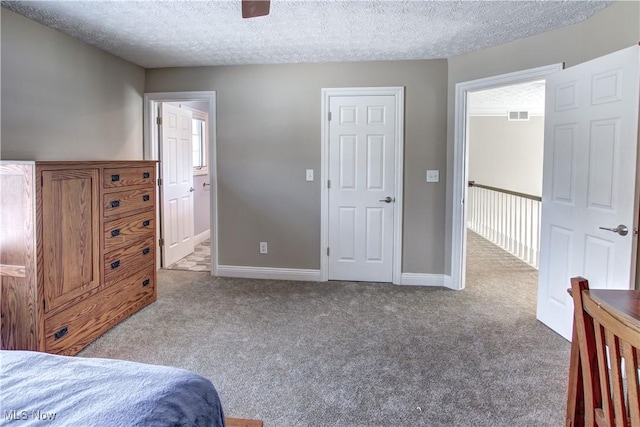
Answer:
0 350 225 426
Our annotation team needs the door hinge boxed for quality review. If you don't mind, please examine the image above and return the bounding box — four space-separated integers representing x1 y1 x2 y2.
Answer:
327 179 331 189
328 112 332 121
156 117 162 125
159 238 164 246
40 175 43 186
157 178 162 186
43 299 45 310
327 247 330 256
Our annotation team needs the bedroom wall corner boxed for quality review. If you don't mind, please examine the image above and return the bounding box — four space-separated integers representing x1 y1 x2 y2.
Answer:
0 8 145 161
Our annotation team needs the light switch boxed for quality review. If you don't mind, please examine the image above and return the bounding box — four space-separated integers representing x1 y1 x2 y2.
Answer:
426 170 439 183
306 169 314 181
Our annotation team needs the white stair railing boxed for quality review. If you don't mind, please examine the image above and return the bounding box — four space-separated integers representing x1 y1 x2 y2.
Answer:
467 181 542 269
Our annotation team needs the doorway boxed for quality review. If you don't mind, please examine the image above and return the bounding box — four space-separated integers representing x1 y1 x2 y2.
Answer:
320 87 405 284
464 81 546 309
143 91 218 276
466 81 545 267
450 64 562 290
453 46 640 341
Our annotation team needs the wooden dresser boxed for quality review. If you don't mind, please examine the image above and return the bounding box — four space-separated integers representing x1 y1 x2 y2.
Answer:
0 161 158 355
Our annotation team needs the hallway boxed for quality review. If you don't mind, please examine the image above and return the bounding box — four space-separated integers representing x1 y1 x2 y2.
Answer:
466 229 539 311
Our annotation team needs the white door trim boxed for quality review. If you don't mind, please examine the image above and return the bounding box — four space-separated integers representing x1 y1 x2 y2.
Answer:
450 64 563 290
320 87 405 284
143 91 219 276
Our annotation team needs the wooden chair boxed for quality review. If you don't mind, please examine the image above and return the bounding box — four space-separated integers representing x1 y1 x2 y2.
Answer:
568 277 640 427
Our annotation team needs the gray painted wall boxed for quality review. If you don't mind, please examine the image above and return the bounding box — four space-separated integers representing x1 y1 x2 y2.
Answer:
468 116 544 197
181 101 210 113
445 1 640 274
1 8 145 160
189 102 211 238
146 60 448 273
194 174 211 236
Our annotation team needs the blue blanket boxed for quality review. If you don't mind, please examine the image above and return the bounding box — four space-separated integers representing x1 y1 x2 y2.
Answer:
0 351 225 426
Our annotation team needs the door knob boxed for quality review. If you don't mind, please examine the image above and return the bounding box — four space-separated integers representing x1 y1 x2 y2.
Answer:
189 187 195 192
599 224 629 236
379 196 395 203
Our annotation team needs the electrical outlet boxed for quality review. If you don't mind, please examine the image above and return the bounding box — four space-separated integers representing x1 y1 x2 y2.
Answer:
426 170 439 183
259 242 268 254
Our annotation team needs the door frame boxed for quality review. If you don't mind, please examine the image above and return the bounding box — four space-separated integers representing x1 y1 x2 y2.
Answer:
320 87 405 284
450 64 563 290
143 91 219 275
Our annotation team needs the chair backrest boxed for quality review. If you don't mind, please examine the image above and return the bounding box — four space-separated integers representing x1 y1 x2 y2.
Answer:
570 277 640 427
569 277 601 426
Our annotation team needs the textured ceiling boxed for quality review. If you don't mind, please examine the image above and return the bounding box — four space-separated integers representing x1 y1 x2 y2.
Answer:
2 1 611 68
469 80 546 116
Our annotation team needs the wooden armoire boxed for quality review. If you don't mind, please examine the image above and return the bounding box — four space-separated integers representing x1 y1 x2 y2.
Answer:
0 161 158 355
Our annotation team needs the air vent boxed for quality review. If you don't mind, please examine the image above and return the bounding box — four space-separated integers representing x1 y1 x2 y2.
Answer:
507 111 530 121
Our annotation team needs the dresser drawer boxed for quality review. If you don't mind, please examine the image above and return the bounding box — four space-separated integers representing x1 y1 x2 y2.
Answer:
104 236 154 284
104 188 155 218
104 211 154 251
104 166 154 188
44 265 155 355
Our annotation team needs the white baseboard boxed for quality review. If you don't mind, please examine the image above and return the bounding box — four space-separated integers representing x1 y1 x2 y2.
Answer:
216 266 455 288
194 230 210 246
216 265 322 282
400 273 455 289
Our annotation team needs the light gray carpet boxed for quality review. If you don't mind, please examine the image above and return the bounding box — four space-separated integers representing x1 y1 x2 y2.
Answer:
79 231 570 426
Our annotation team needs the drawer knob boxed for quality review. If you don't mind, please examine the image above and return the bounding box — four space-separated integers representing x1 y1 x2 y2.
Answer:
110 229 121 237
110 260 121 269
143 194 150 202
111 174 120 182
142 220 150 227
110 200 120 208
142 279 150 287
143 172 150 179
54 326 68 340
142 247 150 255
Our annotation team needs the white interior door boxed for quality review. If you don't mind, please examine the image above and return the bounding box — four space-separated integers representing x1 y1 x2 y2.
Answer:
328 95 396 282
537 45 640 340
160 103 195 266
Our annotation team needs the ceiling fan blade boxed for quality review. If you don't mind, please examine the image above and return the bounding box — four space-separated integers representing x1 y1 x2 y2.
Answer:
242 0 270 19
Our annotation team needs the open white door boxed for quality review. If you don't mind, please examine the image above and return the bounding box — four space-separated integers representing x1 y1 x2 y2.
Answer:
328 95 397 282
160 103 195 266
537 46 640 340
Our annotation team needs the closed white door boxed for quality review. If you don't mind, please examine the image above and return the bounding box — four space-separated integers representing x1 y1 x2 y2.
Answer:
328 95 396 282
537 45 639 340
160 103 195 266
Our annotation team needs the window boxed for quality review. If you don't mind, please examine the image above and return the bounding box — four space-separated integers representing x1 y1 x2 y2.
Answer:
192 118 206 170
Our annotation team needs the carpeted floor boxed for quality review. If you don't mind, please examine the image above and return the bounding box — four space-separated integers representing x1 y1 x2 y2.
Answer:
79 231 570 426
